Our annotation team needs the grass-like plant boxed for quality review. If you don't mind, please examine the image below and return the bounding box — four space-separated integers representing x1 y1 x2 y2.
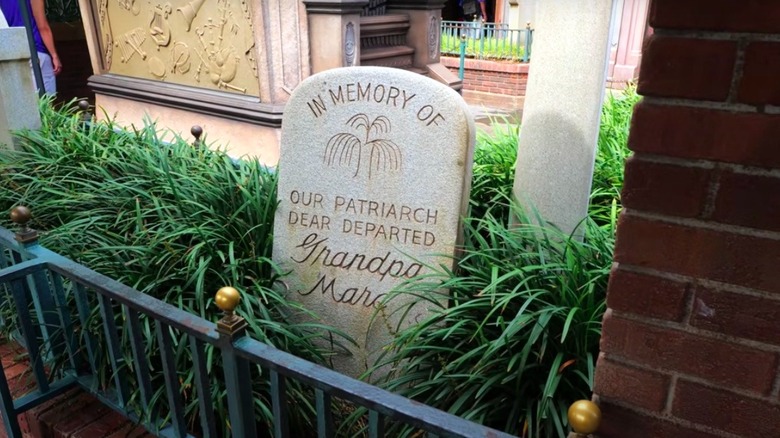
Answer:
371 203 613 438
0 99 348 436
441 32 528 61
590 84 640 226
362 85 637 438
0 84 638 437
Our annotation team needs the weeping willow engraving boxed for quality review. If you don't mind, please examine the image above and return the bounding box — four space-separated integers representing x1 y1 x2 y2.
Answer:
324 114 402 179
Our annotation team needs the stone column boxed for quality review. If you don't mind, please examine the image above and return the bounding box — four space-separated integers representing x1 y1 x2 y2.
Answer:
0 27 41 149
511 0 616 237
303 0 368 74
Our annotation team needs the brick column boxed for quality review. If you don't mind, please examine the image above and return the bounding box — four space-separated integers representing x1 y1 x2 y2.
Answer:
594 1 780 437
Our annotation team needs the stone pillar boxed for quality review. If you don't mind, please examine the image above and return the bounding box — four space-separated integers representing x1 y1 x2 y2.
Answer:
0 27 41 149
511 0 615 237
304 0 367 74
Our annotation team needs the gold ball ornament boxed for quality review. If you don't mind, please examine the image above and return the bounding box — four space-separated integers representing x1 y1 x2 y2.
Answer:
10 206 31 225
215 287 241 312
568 400 601 435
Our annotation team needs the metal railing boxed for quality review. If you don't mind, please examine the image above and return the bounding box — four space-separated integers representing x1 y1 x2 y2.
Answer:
441 20 534 63
0 206 515 438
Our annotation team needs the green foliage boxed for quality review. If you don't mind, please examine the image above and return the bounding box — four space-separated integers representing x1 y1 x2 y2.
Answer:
590 85 641 226
0 84 639 438
441 32 527 62
373 205 613 438
0 99 346 436
366 86 638 438
469 123 518 223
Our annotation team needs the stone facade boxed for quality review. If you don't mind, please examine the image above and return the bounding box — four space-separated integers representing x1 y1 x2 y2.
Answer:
75 0 458 165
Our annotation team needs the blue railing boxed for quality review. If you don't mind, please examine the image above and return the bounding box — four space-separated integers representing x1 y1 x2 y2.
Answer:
441 20 534 63
0 207 515 438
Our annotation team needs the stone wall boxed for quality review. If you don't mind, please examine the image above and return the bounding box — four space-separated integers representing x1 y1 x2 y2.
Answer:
594 0 780 436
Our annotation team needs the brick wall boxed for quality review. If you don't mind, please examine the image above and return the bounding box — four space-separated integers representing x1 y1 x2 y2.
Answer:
594 1 780 437
440 56 528 96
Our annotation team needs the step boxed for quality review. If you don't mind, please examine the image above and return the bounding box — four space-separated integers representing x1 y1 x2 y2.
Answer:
0 338 152 437
361 45 415 68
360 13 410 49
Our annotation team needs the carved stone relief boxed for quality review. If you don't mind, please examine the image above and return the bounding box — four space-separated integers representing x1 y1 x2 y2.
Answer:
428 15 439 59
344 22 355 67
96 0 260 96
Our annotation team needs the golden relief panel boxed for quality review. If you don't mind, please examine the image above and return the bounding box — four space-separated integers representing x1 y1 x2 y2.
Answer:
98 0 260 96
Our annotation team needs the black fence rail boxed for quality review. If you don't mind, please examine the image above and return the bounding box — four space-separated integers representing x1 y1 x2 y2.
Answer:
0 206 516 438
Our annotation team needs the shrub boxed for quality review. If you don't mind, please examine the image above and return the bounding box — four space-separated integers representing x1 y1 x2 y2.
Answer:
0 85 639 437
0 99 348 436
366 85 638 438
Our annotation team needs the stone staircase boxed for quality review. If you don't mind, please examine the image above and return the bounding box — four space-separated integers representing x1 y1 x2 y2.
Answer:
352 0 463 91
360 13 426 75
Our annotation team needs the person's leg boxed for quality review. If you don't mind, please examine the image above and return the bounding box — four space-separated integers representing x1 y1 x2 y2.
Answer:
36 52 57 95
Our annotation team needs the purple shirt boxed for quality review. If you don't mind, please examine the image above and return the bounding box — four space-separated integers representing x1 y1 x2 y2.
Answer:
0 0 48 54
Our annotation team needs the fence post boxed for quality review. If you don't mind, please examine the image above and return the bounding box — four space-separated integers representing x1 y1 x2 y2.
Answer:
216 287 257 437
10 206 64 361
523 22 532 63
458 34 466 81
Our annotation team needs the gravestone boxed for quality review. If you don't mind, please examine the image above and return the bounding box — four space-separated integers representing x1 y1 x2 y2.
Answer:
273 66 475 378
0 26 41 149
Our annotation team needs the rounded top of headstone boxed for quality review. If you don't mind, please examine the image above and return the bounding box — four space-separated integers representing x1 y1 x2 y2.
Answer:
10 206 31 225
568 400 601 434
215 286 240 312
191 125 203 140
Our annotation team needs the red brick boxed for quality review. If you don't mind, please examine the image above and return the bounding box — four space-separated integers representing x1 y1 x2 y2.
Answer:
38 392 94 437
106 422 154 438
598 402 721 438
23 389 79 438
615 215 780 295
628 102 780 168
622 157 711 218
691 287 780 346
673 380 780 437
606 268 691 322
52 399 112 438
594 355 671 412
738 42 780 105
601 312 778 394
70 410 130 437
713 171 780 231
650 0 780 33
638 36 736 101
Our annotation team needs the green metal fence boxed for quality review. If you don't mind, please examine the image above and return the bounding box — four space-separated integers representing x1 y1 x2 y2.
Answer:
441 20 534 63
0 206 515 438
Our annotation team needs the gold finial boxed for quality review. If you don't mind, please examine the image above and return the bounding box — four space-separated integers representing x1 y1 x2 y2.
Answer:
215 286 240 312
215 287 247 337
10 206 38 244
568 400 601 435
10 206 31 226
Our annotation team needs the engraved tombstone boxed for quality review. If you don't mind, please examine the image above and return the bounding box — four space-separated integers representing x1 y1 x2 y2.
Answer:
273 67 475 378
